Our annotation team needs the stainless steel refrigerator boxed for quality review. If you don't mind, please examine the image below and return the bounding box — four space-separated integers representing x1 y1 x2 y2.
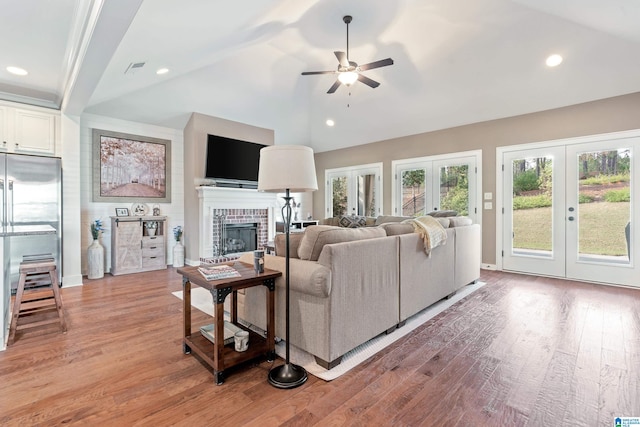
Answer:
1 153 62 347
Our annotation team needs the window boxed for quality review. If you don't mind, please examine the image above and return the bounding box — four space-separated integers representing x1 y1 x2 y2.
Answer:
392 150 481 224
325 163 382 218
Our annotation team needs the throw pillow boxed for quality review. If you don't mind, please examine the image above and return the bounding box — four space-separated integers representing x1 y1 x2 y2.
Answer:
427 210 458 217
337 215 367 228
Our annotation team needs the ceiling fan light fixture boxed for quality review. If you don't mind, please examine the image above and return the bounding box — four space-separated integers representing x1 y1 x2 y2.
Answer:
338 71 358 86
546 54 563 67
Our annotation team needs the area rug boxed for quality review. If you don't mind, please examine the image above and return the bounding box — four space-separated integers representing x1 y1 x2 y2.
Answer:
172 281 485 381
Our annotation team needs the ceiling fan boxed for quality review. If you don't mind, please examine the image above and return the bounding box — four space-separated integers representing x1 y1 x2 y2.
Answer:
301 15 394 94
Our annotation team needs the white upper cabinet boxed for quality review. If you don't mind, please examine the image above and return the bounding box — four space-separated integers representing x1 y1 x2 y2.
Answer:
0 102 59 156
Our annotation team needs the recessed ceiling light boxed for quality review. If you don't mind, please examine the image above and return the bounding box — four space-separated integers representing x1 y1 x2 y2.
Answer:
546 54 563 67
326 119 335 127
6 66 28 76
156 68 170 75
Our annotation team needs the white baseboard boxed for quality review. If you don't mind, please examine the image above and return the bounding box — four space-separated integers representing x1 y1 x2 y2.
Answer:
62 274 84 287
481 263 498 270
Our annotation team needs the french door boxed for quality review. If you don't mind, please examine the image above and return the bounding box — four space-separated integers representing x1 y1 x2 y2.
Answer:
501 134 638 287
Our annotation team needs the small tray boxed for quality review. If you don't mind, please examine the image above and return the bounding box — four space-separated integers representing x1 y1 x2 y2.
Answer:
200 321 242 345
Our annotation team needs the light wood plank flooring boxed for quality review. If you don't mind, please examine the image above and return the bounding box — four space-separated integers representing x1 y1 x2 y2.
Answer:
1 268 639 426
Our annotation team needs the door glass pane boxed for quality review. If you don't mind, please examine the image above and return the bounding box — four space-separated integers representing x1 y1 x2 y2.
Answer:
512 157 553 256
331 176 348 217
439 165 469 215
577 149 631 263
401 169 426 216
357 173 376 216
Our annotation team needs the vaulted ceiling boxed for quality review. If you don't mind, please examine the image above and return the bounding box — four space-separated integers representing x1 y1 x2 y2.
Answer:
2 0 640 152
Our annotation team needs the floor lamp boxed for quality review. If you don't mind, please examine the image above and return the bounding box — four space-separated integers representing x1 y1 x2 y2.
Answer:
258 145 318 389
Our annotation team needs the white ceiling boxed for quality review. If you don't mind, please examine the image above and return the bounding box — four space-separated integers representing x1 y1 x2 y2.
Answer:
2 0 640 152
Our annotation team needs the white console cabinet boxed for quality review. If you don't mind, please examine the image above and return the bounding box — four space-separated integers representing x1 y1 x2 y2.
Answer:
110 216 166 276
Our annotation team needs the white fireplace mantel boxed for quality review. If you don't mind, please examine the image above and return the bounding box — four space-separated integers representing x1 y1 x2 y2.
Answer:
196 186 280 259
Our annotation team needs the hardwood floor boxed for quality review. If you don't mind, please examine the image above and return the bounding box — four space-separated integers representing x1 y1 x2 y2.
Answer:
1 268 639 426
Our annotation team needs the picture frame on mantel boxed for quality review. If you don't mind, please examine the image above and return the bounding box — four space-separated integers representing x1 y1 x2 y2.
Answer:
92 129 172 203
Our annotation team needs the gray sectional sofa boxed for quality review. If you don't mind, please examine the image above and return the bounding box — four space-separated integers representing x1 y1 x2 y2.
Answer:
237 215 481 369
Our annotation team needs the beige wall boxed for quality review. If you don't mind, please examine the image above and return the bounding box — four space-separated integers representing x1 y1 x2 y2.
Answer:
313 92 640 265
183 113 274 264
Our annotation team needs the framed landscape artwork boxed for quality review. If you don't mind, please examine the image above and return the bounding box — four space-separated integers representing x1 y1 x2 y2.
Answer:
92 129 171 203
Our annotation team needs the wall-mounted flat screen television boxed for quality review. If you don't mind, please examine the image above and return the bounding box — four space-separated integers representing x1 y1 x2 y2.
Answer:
205 134 266 186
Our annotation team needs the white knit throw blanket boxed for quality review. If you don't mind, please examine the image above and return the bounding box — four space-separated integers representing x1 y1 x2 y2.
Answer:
403 216 448 256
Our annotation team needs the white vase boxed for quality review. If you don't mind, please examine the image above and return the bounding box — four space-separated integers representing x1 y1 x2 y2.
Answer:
147 228 157 236
87 239 104 279
173 241 185 267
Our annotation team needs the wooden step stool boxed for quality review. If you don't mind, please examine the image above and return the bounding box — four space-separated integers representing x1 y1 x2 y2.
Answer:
8 257 67 345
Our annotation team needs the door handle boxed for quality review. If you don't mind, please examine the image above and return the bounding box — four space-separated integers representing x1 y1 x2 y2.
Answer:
8 179 13 225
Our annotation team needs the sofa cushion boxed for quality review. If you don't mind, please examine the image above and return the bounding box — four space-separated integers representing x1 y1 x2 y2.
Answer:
318 217 340 226
448 216 473 227
337 215 367 228
379 222 415 236
435 217 451 228
273 233 304 258
374 215 411 226
298 225 387 261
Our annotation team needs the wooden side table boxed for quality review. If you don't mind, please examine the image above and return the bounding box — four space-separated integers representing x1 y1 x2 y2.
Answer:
177 262 281 385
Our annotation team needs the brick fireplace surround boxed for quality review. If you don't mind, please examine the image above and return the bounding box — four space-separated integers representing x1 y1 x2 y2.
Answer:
196 187 279 263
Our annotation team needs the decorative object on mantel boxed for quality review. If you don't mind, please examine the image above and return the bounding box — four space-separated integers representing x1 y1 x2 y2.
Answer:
291 197 300 221
173 226 184 268
152 204 160 216
258 145 318 389
131 202 148 216
145 220 158 236
87 219 104 279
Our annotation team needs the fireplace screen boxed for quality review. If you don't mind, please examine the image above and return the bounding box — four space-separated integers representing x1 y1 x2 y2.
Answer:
223 223 258 255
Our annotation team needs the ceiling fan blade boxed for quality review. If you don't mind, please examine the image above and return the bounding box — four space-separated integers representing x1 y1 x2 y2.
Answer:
358 58 394 71
334 51 349 68
301 70 336 75
327 80 341 94
357 74 380 88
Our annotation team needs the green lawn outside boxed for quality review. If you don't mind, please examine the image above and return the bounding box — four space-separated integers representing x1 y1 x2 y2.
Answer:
513 202 630 256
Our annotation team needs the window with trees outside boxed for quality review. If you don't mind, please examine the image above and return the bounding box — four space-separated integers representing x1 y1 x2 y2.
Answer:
392 151 480 224
325 163 382 218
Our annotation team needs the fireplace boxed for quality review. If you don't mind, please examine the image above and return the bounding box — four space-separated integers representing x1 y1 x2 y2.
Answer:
196 186 279 263
222 223 258 255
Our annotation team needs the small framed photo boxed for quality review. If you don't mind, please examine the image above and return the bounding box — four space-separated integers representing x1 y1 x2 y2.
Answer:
115 207 129 217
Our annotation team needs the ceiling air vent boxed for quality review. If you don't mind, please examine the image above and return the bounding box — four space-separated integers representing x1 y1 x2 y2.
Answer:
124 62 146 75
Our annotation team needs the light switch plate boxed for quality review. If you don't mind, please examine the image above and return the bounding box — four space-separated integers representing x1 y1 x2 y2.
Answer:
484 192 493 200
484 202 493 210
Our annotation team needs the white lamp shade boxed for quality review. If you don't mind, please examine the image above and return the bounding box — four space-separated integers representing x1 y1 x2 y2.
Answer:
258 145 318 193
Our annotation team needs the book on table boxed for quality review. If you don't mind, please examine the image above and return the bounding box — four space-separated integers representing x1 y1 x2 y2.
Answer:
200 321 243 345
198 264 241 280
